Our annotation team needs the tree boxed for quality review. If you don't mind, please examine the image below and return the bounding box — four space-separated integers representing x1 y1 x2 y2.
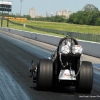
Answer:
82 4 99 12
67 4 100 26
95 17 100 26
23 15 31 20
67 13 76 23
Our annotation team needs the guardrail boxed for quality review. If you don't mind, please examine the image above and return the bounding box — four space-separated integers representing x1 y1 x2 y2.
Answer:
8 20 100 42
0 27 100 58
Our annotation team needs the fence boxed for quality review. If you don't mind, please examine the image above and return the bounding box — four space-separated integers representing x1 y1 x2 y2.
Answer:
9 20 100 42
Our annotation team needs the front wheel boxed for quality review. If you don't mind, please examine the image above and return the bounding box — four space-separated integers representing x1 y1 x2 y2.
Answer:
76 61 93 93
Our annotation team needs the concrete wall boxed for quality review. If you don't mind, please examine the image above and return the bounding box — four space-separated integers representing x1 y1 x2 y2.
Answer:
78 40 100 58
0 27 100 58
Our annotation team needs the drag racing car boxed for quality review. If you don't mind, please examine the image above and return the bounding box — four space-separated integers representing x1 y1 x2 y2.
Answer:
29 36 93 93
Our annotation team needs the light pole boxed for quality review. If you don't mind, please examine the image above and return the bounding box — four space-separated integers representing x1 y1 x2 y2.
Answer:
1 0 4 27
20 0 23 16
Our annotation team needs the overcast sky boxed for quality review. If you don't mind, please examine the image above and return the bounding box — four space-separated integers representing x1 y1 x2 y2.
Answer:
1 0 100 16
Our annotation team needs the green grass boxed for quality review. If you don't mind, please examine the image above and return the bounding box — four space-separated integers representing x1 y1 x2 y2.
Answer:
1 20 100 35
1 20 64 37
14 20 100 34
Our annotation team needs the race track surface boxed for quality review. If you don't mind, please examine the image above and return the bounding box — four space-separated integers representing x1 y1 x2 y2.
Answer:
0 31 100 100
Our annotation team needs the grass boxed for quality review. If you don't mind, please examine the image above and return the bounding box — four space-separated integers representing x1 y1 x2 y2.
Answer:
14 20 100 34
1 20 100 35
0 20 65 37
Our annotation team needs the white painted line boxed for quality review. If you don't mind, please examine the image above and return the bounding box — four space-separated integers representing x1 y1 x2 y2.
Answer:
93 66 100 70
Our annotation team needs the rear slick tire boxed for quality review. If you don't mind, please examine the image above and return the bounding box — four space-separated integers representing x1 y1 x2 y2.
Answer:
36 59 53 90
76 61 93 93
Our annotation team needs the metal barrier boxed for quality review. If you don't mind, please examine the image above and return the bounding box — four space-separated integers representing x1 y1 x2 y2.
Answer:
9 20 100 42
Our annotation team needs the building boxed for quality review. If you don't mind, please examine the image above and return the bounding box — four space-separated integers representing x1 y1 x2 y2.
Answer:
35 14 43 18
29 8 35 18
56 9 73 18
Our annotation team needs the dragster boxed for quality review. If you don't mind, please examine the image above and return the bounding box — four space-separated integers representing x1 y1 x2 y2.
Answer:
29 36 93 93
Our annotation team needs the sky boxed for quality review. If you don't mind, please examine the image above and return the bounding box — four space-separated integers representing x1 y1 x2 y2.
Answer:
1 0 100 16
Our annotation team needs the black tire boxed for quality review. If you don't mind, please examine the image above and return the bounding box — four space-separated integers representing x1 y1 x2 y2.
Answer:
76 61 93 93
36 59 53 89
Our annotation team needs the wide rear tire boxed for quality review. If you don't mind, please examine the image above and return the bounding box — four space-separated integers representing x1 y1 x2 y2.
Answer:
36 59 53 89
76 61 93 93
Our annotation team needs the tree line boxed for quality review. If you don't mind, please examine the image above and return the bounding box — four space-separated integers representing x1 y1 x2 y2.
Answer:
34 15 66 22
67 4 100 26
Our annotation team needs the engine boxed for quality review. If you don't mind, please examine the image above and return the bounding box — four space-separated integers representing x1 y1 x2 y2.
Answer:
56 37 83 81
